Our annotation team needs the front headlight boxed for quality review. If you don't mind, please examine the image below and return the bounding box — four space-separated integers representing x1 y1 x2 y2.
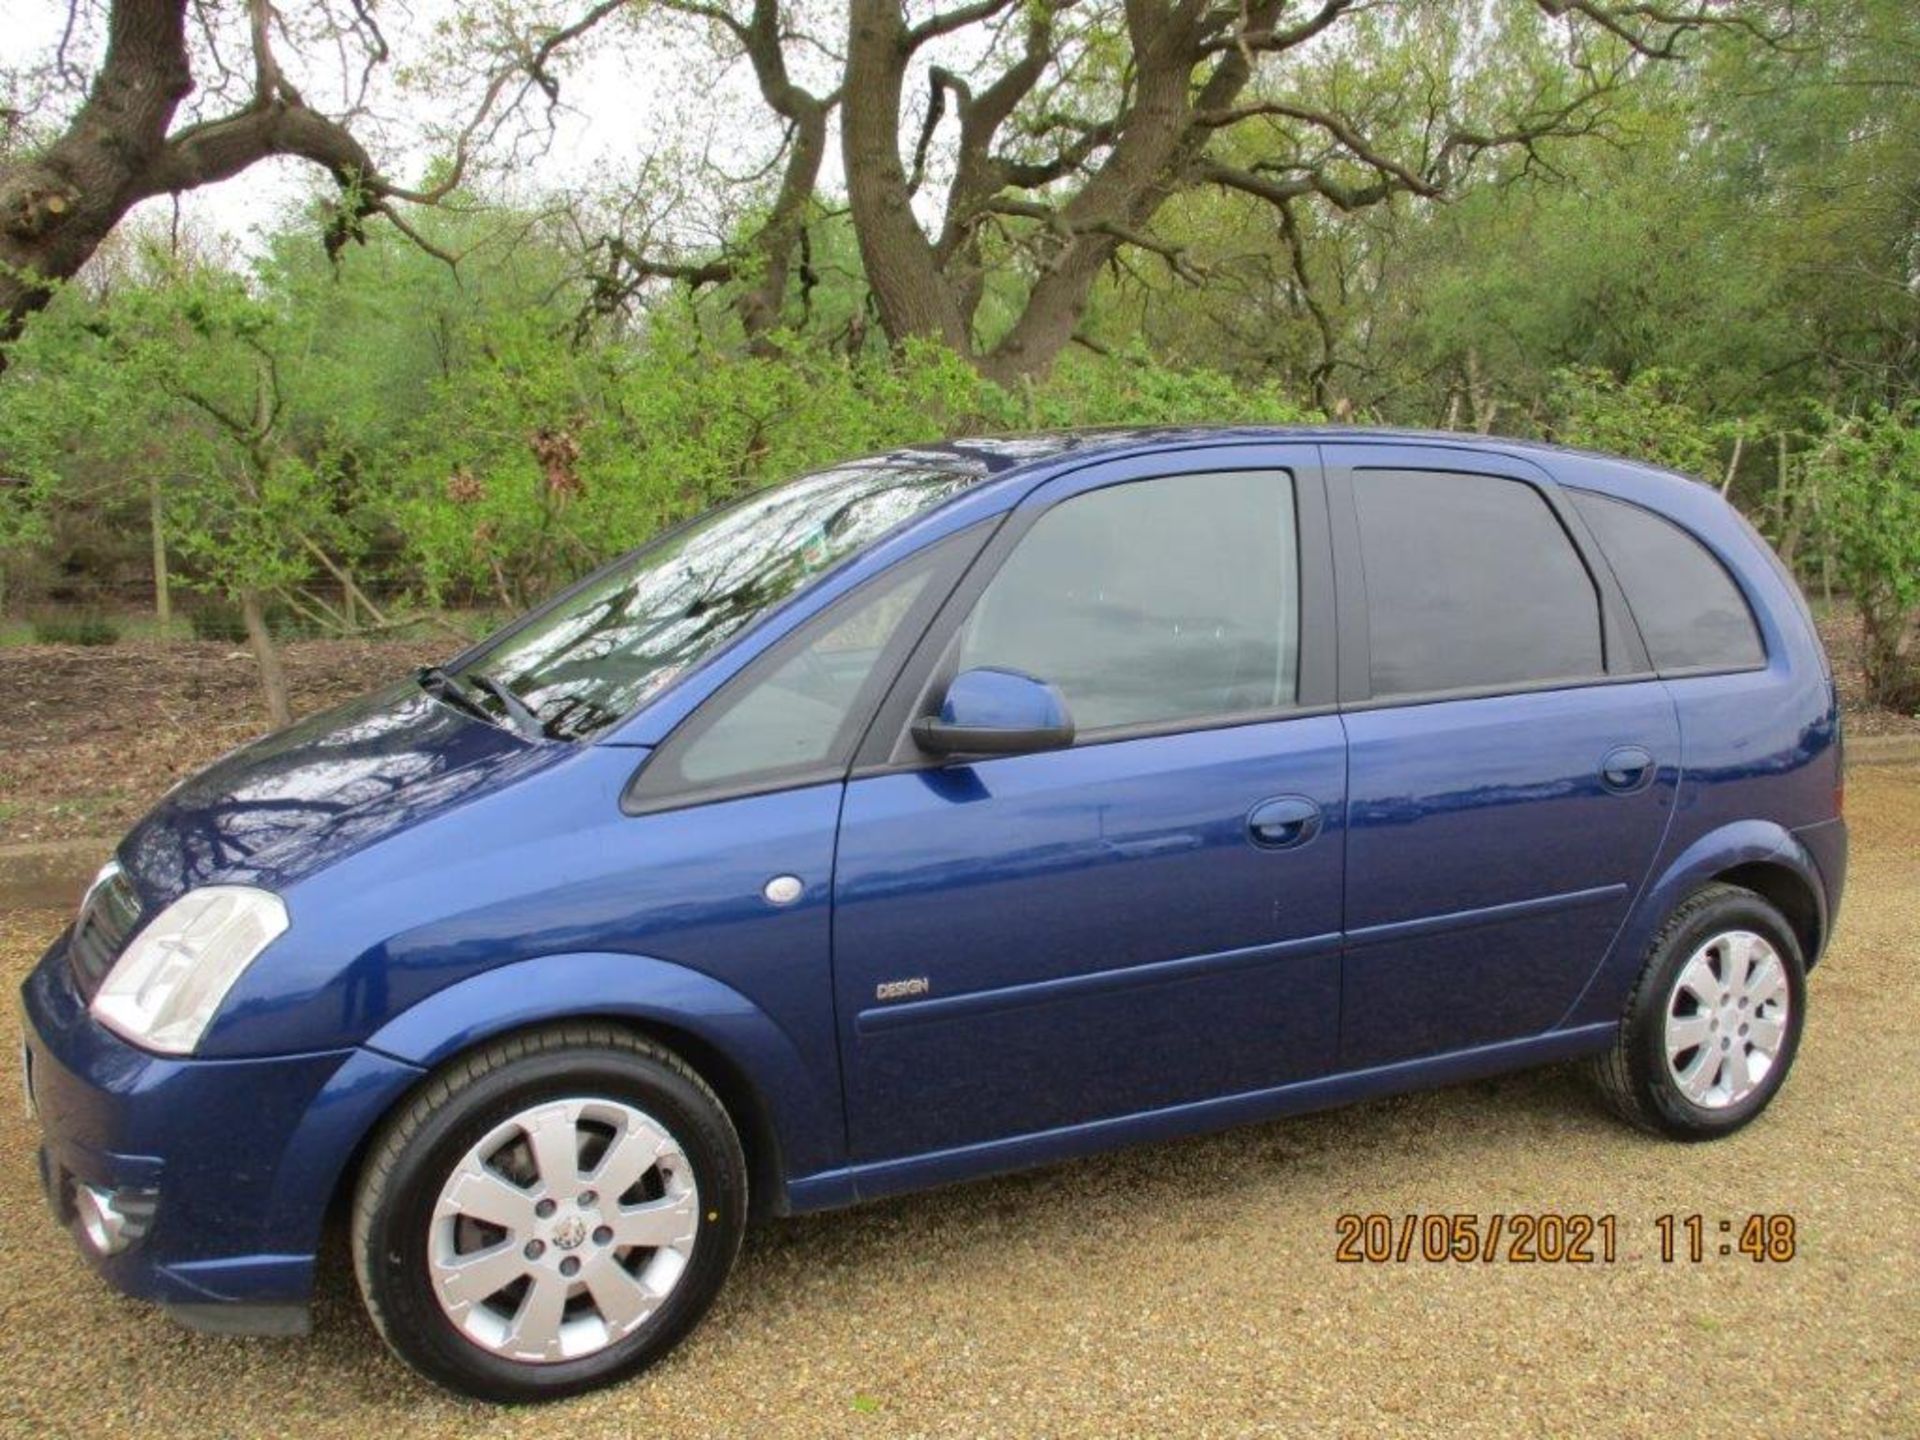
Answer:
90 886 289 1055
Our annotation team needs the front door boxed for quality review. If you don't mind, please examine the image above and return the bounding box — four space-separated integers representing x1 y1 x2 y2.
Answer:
832 451 1346 1170
1328 448 1679 1068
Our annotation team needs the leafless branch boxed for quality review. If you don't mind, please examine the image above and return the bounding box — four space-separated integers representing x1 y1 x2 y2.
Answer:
907 0 1023 52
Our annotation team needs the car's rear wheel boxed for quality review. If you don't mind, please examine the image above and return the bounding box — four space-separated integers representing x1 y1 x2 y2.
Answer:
1590 882 1807 1139
352 1024 746 1402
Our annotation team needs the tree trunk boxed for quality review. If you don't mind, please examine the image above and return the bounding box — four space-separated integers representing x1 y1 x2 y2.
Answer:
841 0 971 353
1860 599 1920 712
1775 433 1802 569
239 588 292 728
0 1 192 358
980 48 1198 384
731 0 832 349
738 102 828 347
147 474 171 638
1465 348 1498 434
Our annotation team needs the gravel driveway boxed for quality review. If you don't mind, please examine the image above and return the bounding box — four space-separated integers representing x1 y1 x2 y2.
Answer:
4 766 1916 1439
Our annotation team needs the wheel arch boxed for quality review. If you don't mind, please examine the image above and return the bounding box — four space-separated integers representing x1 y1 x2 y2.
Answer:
352 951 843 1219
1564 820 1829 1027
1711 859 1823 967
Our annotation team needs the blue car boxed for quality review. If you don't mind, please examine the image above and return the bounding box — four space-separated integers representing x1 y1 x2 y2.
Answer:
22 429 1845 1400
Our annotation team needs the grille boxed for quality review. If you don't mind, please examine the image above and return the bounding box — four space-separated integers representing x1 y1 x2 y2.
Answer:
69 867 144 998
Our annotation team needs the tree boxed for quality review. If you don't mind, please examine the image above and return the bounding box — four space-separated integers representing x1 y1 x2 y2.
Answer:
1810 405 1920 711
1055 0 1915 427
1547 367 1721 479
0 0 441 366
472 0 1779 382
1 249 372 721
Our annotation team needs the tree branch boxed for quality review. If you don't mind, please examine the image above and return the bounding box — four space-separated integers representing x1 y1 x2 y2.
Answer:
1535 0 1786 59
1196 100 1440 196
906 0 1022 52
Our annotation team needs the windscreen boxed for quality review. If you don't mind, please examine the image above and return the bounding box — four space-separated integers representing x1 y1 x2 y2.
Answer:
459 458 979 739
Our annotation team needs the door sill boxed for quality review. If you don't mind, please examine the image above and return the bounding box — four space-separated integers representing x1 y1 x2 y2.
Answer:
783 1022 1615 1212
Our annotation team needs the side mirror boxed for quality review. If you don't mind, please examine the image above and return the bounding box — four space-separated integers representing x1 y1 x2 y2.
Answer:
911 667 1075 757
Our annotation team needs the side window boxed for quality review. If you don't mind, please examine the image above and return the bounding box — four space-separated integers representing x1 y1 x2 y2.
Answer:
956 471 1298 732
631 553 938 803
1352 469 1604 698
1572 491 1765 672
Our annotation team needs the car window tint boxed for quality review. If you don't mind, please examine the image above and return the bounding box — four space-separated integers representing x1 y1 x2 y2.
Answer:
1573 490 1765 672
638 560 935 797
957 471 1298 732
1352 469 1603 697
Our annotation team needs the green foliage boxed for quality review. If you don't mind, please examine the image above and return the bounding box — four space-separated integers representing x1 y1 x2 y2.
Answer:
31 611 119 646
1110 0 1919 431
187 601 250 644
1547 369 1721 480
387 324 1318 607
1016 349 1320 430
1807 405 1920 708
3 4 1914 691
0 210 1330 624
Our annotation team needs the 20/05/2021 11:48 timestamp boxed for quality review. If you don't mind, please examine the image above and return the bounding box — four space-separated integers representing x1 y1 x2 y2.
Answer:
1332 1213 1799 1264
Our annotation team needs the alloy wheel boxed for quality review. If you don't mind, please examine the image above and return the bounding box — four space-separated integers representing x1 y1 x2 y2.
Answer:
1662 929 1791 1111
427 1098 699 1362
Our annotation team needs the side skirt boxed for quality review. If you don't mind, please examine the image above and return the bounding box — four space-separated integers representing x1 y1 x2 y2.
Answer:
783 1022 1616 1212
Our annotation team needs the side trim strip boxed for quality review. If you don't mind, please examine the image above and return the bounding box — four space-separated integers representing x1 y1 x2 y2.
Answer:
1344 882 1628 950
854 929 1342 1036
781 1022 1619 1211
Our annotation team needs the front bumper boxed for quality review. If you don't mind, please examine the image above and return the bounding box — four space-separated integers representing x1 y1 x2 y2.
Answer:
20 928 423 1330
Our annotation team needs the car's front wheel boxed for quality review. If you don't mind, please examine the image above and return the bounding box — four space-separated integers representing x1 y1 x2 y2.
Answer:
1590 881 1807 1139
352 1024 747 1402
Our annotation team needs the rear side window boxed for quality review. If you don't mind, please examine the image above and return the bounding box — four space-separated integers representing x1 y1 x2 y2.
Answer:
1572 491 1765 672
958 470 1298 731
1352 469 1604 698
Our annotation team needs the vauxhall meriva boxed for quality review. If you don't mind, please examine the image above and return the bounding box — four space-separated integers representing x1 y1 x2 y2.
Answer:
22 429 1846 1400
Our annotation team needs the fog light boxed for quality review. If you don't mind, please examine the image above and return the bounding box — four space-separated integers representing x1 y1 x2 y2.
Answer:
73 1182 152 1256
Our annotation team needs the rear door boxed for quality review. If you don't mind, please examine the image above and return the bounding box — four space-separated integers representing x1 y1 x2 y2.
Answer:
831 447 1345 1169
1328 444 1679 1068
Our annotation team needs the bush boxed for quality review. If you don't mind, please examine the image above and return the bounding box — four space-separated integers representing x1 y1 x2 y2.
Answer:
1548 367 1720 478
32 611 120 646
188 600 248 642
1808 404 1920 711
391 330 1321 608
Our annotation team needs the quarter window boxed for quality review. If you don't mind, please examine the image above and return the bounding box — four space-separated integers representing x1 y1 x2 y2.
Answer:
956 471 1299 732
1352 469 1604 698
630 549 942 803
1572 491 1764 672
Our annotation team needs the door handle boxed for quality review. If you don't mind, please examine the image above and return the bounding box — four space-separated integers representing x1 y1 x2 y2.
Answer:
1599 745 1655 794
1248 795 1322 849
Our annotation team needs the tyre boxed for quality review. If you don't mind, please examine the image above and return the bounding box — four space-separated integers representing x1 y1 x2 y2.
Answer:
1590 882 1807 1140
352 1024 747 1402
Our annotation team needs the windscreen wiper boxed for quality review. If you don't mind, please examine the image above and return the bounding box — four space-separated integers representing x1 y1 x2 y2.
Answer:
466 672 549 742
418 665 547 741
416 664 527 737
416 664 492 722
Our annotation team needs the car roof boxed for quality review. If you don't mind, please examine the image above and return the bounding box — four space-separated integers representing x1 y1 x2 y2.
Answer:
907 424 1712 513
